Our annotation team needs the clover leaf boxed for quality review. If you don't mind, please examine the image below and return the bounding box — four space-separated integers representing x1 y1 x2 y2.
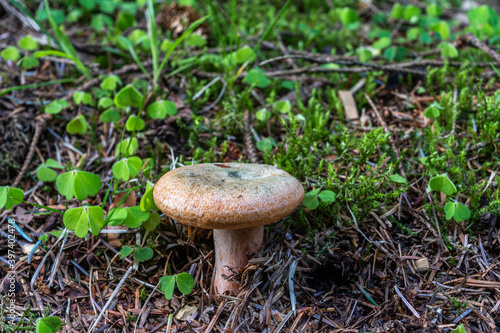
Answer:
118 245 153 262
35 316 62 333
134 247 153 262
303 189 336 210
1 46 20 61
63 206 105 238
159 272 195 300
114 85 143 108
389 174 407 184
144 211 161 231
45 99 69 115
56 170 101 200
256 137 276 152
429 174 457 196
230 45 255 65
119 246 134 259
159 275 176 300
34 158 64 182
100 109 121 123
146 100 177 119
112 157 142 181
73 91 93 106
19 35 39 51
255 108 271 121
108 206 149 228
444 201 471 222
0 186 24 210
98 97 114 109
244 68 270 88
100 75 122 91
140 182 158 211
125 115 145 132
274 100 291 114
115 137 138 157
20 56 39 69
66 115 89 135
423 102 443 119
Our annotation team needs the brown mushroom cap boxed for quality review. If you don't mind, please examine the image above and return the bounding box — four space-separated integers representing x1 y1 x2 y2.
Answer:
153 163 304 229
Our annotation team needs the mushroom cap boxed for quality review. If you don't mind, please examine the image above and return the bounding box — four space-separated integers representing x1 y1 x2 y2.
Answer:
153 163 304 229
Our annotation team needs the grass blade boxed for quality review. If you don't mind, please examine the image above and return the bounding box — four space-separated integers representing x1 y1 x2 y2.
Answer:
156 16 209 84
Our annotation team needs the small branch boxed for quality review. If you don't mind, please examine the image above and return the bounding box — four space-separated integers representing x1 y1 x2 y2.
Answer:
458 33 500 62
12 113 51 188
243 110 259 163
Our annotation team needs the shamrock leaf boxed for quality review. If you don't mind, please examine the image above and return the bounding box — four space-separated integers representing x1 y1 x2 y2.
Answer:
35 316 62 333
140 183 158 211
133 247 153 262
444 201 471 222
112 157 142 181
63 206 105 238
114 85 143 108
56 170 101 200
66 115 89 135
147 100 177 119
0 186 24 210
429 174 457 196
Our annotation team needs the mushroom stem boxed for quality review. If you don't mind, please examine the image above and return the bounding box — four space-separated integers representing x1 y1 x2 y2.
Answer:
213 225 263 295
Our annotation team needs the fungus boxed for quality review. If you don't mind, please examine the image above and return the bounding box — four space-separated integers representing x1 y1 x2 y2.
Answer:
153 163 304 295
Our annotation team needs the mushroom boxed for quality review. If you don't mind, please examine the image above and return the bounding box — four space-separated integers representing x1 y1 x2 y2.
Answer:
153 163 304 295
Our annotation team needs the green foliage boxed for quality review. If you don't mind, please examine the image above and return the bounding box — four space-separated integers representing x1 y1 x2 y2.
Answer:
159 272 195 299
73 91 93 106
444 201 471 222
274 100 291 114
116 137 138 157
63 206 105 237
108 206 150 228
440 43 459 59
140 182 158 211
144 211 160 231
1 46 20 61
389 174 407 184
19 35 39 51
229 45 256 65
42 0 90 78
112 157 142 181
134 247 154 261
450 324 466 333
147 100 178 119
66 115 89 135
56 170 101 200
339 7 359 27
20 56 40 69
45 99 69 114
120 245 154 262
0 186 24 210
423 102 443 119
114 85 143 108
100 75 122 91
34 159 64 182
303 189 336 210
256 108 271 121
35 316 62 333
256 137 276 152
429 174 457 196
119 246 134 258
244 68 270 88
100 109 121 123
125 115 145 131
